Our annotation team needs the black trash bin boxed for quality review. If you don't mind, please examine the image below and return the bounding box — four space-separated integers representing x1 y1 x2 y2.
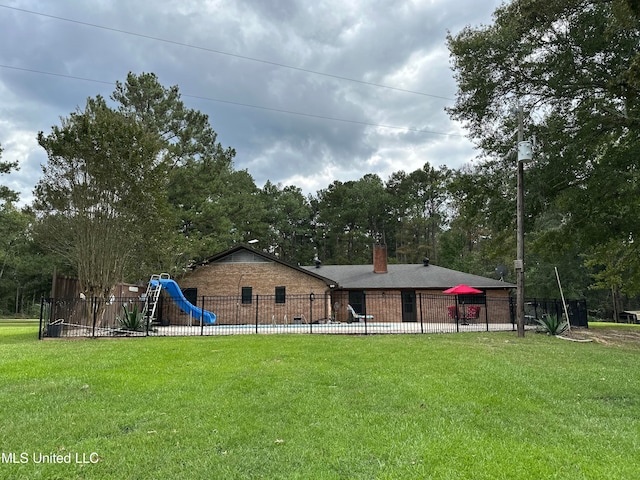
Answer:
47 320 63 337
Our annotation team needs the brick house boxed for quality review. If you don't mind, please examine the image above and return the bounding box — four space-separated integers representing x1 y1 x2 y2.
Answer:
168 244 514 326
174 245 335 325
303 244 513 324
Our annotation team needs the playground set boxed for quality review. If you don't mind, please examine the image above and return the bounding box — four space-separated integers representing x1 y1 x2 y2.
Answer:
143 273 216 326
42 273 216 337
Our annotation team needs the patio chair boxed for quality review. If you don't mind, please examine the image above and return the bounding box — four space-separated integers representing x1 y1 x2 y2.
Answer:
463 306 481 325
347 304 373 323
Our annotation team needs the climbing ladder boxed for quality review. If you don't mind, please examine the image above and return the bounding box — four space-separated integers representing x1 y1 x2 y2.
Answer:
142 273 170 325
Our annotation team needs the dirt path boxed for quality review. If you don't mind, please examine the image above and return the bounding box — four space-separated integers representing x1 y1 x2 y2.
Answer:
561 326 640 348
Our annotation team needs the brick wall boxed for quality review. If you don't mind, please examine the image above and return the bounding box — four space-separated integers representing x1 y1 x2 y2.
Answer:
176 261 330 297
158 260 331 325
330 289 512 324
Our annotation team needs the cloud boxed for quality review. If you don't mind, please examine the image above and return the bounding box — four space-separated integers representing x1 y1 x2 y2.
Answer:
0 0 503 205
0 128 42 205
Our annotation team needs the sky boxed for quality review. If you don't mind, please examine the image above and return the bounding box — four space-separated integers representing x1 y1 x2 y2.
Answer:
0 0 503 206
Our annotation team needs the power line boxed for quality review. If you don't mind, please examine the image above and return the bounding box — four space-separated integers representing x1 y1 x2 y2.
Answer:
186 92 461 136
0 65 115 87
0 64 464 137
0 4 455 101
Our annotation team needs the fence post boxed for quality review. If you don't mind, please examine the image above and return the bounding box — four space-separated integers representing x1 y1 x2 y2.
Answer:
509 296 515 330
484 300 489 332
38 296 44 340
363 291 368 335
308 294 312 328
200 296 205 336
255 295 259 334
419 293 424 334
145 296 150 337
92 297 97 338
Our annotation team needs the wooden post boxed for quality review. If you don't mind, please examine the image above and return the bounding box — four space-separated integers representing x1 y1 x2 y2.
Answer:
555 267 571 332
516 104 526 338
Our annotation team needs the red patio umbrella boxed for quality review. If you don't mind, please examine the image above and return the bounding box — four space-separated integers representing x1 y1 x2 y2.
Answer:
444 284 483 326
443 284 483 295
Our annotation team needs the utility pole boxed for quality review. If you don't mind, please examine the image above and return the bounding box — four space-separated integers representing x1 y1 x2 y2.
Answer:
516 104 532 338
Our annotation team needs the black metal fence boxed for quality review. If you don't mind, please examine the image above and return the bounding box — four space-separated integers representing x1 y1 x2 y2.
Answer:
524 298 588 328
39 292 587 339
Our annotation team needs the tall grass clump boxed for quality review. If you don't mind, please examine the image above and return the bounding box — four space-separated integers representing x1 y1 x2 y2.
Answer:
535 314 568 335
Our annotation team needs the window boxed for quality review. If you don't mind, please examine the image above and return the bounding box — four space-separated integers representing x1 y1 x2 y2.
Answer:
348 291 365 314
459 293 486 305
241 287 252 304
183 288 197 305
275 286 286 304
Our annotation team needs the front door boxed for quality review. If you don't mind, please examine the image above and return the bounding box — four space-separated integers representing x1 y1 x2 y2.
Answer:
348 291 365 315
402 291 417 322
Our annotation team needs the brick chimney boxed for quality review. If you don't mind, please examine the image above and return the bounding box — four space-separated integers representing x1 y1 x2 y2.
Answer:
373 243 388 274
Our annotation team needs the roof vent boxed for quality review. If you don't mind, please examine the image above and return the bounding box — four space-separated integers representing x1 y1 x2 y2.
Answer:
423 257 430 267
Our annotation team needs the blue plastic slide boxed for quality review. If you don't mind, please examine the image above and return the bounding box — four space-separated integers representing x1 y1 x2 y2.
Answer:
153 278 216 325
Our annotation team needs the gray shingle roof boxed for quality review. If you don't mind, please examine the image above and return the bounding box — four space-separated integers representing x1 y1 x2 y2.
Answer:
199 245 513 291
302 263 514 290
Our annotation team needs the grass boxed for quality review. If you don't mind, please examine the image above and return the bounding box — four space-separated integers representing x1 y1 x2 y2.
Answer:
589 321 640 329
0 318 39 328
1 326 639 479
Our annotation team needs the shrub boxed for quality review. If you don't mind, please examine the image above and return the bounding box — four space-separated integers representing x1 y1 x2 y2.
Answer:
534 314 568 335
117 304 146 332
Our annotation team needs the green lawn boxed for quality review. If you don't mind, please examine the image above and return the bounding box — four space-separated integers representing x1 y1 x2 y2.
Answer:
0 318 39 328
1 326 639 479
589 321 640 329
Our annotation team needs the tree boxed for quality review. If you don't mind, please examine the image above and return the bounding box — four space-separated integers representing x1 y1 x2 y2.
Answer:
34 96 164 299
260 181 314 265
112 73 234 170
439 164 505 275
112 73 241 264
448 0 639 151
314 175 390 264
168 161 262 263
386 163 451 264
34 72 252 297
585 237 640 319
447 0 640 306
222 169 267 247
0 143 19 206
0 202 29 282
0 144 28 312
